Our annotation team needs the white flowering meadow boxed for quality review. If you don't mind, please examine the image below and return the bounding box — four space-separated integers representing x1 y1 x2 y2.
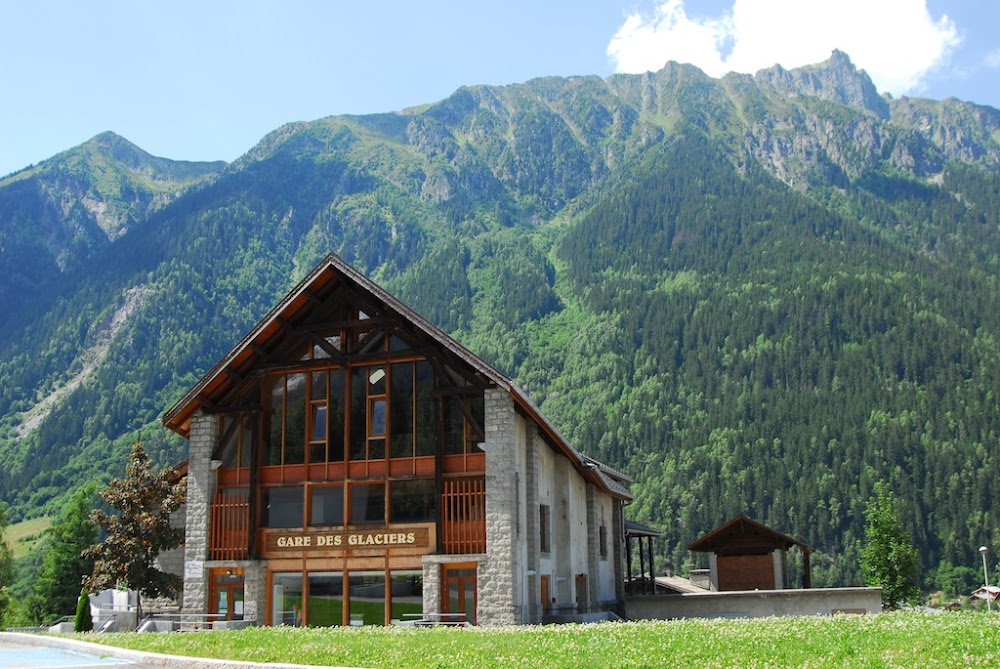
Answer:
82 611 1000 669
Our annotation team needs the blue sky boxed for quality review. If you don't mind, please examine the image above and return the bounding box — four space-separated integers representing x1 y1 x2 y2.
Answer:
1 1 998 177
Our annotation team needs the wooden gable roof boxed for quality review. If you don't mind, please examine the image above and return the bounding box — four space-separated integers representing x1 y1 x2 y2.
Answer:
687 515 809 555
162 252 631 500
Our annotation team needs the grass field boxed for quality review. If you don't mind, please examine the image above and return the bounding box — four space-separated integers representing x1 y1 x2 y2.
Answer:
3 516 51 560
77 611 1000 668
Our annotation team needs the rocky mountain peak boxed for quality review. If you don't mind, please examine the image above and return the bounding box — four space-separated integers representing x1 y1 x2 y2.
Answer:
754 49 890 119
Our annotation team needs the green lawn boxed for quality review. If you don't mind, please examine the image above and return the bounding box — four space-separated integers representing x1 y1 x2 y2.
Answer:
75 611 1000 668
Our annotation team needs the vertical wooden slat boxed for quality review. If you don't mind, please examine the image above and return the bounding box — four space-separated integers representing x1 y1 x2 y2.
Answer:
210 492 250 560
441 477 485 554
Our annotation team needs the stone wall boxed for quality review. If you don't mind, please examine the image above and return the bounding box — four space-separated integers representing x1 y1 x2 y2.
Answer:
480 388 519 625
625 587 883 620
181 410 216 614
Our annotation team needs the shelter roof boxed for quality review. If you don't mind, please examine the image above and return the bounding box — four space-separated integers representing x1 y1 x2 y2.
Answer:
688 515 810 554
625 519 662 538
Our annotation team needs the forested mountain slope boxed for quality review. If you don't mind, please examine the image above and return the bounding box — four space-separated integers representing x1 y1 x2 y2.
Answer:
2 51 999 587
0 132 224 323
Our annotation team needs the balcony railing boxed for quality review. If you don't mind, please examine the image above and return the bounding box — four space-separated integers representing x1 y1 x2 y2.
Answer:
441 477 486 554
210 491 250 560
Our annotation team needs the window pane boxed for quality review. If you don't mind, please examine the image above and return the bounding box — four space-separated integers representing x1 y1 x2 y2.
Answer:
272 572 302 626
285 373 307 465
330 369 345 462
540 504 551 553
350 368 366 460
308 572 344 627
220 416 239 468
239 416 252 467
370 399 386 437
264 487 303 528
390 362 414 458
350 483 385 524
443 398 464 455
390 571 423 623
311 405 328 442
414 361 437 457
368 366 386 394
469 395 485 445
310 486 344 527
312 371 327 401
263 376 283 466
391 479 436 523
349 571 386 626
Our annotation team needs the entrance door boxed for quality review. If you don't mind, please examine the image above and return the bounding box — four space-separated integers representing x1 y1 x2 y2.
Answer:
441 563 477 625
209 568 245 621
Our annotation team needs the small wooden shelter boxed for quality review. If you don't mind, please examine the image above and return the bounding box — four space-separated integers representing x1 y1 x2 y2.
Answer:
624 519 661 595
688 515 811 591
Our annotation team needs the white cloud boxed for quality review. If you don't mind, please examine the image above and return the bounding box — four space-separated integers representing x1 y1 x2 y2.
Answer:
607 0 961 96
987 49 1000 69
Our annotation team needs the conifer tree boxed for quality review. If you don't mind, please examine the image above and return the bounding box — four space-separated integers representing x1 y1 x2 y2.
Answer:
74 587 93 632
33 482 99 622
84 441 185 626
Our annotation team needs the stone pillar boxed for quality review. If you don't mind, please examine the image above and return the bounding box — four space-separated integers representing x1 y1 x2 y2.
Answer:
182 410 217 614
524 429 540 623
421 557 442 619
613 499 624 605
479 388 519 626
585 483 599 611
243 562 266 624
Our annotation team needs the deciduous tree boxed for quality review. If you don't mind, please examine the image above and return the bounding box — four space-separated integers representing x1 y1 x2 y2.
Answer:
861 481 921 608
84 441 185 625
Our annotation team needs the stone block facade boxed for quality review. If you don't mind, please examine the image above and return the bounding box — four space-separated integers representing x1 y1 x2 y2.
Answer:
181 410 216 615
480 388 520 625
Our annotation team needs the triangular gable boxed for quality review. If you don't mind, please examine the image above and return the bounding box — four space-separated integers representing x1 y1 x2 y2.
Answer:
688 514 809 554
162 252 631 500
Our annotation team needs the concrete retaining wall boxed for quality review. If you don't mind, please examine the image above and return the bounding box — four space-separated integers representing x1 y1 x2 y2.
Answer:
626 587 882 620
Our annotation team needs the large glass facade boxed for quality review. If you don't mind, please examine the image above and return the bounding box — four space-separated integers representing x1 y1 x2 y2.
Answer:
270 570 424 626
254 357 482 474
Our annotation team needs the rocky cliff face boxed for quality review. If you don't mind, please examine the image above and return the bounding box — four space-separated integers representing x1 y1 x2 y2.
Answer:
732 50 1000 190
755 49 890 119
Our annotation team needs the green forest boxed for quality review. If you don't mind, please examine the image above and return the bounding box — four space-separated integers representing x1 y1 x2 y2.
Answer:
2 52 1000 607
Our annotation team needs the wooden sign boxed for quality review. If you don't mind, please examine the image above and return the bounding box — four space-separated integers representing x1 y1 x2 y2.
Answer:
266 527 430 552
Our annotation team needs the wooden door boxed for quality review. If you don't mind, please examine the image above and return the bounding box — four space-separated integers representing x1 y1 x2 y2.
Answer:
209 568 245 621
441 563 477 625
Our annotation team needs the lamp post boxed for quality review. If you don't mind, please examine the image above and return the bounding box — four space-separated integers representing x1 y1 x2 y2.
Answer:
981 546 992 613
